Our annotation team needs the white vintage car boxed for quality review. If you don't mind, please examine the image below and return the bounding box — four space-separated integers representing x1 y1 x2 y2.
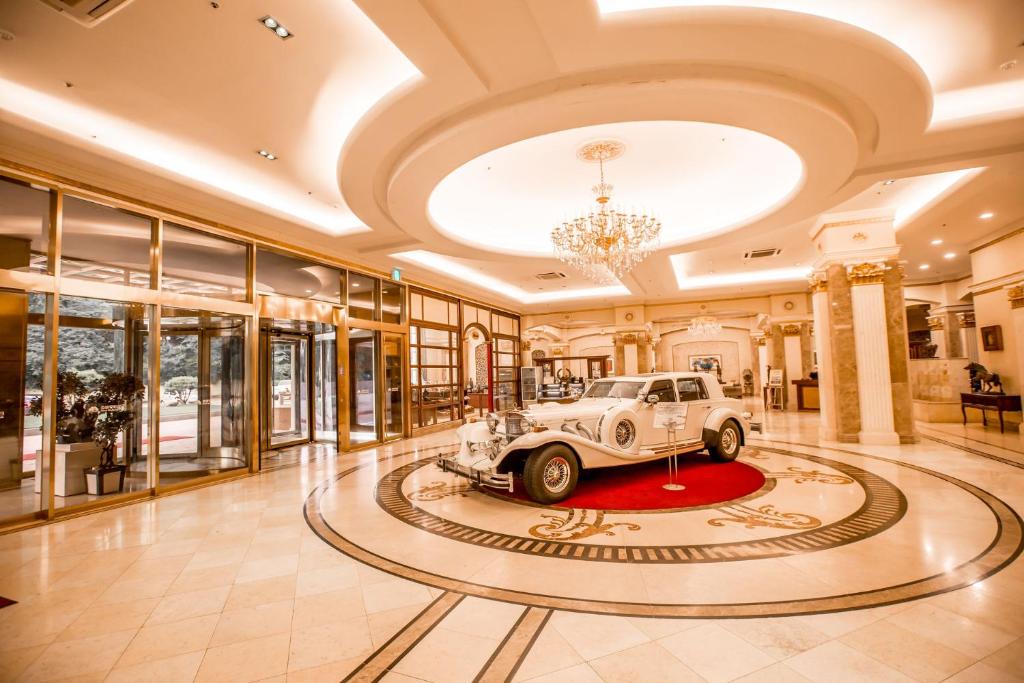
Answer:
438 372 755 504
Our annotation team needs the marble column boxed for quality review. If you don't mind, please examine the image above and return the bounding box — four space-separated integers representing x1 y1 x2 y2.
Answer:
749 334 764 396
770 324 786 408
811 276 836 440
882 262 916 443
957 311 978 362
1008 286 1024 434
848 263 899 445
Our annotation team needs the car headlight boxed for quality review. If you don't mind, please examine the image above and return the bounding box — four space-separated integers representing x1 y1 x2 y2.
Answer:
741 411 752 420
486 412 499 434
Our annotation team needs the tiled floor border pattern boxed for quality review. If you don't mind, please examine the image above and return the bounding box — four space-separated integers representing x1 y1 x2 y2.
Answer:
340 590 552 682
305 441 1024 618
374 453 906 564
917 430 1024 469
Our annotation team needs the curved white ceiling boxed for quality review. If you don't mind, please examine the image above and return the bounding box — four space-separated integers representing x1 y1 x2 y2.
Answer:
597 0 1024 124
427 121 803 257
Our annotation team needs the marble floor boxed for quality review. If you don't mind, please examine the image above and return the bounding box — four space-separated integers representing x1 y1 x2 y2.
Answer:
1 411 1023 682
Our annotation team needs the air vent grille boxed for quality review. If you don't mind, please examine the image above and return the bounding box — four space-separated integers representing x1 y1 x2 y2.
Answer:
536 272 568 280
744 248 781 259
37 0 136 26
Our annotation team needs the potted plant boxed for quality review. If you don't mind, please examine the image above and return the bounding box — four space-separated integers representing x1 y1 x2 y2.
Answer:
85 373 145 495
28 370 102 497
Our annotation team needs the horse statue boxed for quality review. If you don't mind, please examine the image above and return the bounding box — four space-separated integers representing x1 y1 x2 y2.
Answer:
964 362 1004 394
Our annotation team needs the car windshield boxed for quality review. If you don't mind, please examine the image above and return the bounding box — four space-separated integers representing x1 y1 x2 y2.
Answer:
583 381 644 399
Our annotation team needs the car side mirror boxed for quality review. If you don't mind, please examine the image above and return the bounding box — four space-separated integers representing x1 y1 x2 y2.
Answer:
646 394 660 404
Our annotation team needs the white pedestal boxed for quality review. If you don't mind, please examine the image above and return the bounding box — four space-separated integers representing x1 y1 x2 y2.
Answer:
34 443 102 497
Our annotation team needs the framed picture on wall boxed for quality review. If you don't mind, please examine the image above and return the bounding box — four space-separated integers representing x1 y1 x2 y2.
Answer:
981 325 1003 351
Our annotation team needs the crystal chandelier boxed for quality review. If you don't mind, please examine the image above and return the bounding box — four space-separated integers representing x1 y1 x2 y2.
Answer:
550 141 661 284
687 316 722 338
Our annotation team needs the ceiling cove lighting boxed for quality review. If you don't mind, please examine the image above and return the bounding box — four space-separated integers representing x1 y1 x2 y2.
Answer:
259 16 293 40
979 211 994 219
670 260 811 290
392 250 630 304
0 78 358 235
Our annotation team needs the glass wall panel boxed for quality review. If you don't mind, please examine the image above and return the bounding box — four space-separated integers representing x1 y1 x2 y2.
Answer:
314 327 337 442
348 272 377 321
255 248 341 303
163 223 247 301
349 328 378 443
61 196 151 288
0 290 43 521
381 281 404 324
269 334 309 447
383 333 404 439
0 177 49 274
159 308 247 485
52 295 150 509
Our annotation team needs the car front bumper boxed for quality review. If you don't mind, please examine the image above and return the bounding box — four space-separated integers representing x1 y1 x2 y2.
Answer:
437 455 514 493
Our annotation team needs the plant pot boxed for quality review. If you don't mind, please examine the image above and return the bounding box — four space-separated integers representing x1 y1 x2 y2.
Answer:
84 465 126 495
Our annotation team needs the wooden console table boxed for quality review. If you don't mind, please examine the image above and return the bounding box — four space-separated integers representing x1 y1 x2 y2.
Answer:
960 393 1022 433
793 379 820 411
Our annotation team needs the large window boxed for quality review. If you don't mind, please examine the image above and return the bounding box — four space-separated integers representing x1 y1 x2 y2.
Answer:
61 196 151 288
0 177 49 273
409 289 460 429
256 248 341 303
163 223 247 301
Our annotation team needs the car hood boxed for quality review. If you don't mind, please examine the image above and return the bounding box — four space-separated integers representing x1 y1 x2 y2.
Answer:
521 398 634 424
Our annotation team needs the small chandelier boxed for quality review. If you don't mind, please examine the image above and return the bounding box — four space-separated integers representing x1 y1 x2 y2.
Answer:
551 140 661 284
687 316 722 338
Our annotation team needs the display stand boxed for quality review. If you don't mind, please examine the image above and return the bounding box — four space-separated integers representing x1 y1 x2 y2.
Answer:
653 403 688 492
767 369 785 411
662 418 685 491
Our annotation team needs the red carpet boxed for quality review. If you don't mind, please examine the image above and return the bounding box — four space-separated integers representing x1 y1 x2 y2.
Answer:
0 597 15 609
496 453 765 511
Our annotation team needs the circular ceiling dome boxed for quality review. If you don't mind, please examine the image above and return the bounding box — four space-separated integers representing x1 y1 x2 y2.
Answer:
427 120 804 257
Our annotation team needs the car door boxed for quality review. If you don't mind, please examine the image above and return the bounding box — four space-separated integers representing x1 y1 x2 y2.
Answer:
639 379 678 449
676 377 711 441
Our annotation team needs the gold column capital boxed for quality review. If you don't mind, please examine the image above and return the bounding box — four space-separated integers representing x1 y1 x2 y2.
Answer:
808 274 828 293
846 262 887 286
926 316 945 331
956 311 976 328
781 323 803 336
1008 285 1024 309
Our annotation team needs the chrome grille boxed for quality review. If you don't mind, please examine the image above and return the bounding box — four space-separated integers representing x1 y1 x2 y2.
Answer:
504 411 529 439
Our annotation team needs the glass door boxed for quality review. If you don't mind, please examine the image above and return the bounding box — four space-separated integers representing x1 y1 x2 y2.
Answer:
383 333 404 441
348 328 378 446
314 328 337 442
268 334 310 447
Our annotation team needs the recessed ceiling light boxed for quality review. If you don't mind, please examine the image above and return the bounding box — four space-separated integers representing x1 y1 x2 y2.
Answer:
257 149 277 161
352 283 360 287
979 211 994 219
259 15 293 40
919 264 930 270
943 252 956 259
882 179 895 185
304 289 313 293
930 238 943 245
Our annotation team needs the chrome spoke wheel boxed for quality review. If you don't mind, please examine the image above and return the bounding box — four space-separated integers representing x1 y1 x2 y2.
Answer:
722 427 738 454
543 456 571 494
614 420 636 448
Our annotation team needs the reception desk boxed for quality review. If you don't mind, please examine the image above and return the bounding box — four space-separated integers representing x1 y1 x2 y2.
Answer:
792 379 820 411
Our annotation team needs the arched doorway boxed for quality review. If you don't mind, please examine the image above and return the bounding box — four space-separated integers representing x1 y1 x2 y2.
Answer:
463 323 491 417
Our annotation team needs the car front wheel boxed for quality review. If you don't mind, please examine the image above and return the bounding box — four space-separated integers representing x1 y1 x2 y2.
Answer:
709 420 741 462
523 444 579 504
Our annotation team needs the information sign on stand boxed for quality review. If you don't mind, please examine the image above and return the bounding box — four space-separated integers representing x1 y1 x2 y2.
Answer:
768 369 784 387
653 403 688 491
